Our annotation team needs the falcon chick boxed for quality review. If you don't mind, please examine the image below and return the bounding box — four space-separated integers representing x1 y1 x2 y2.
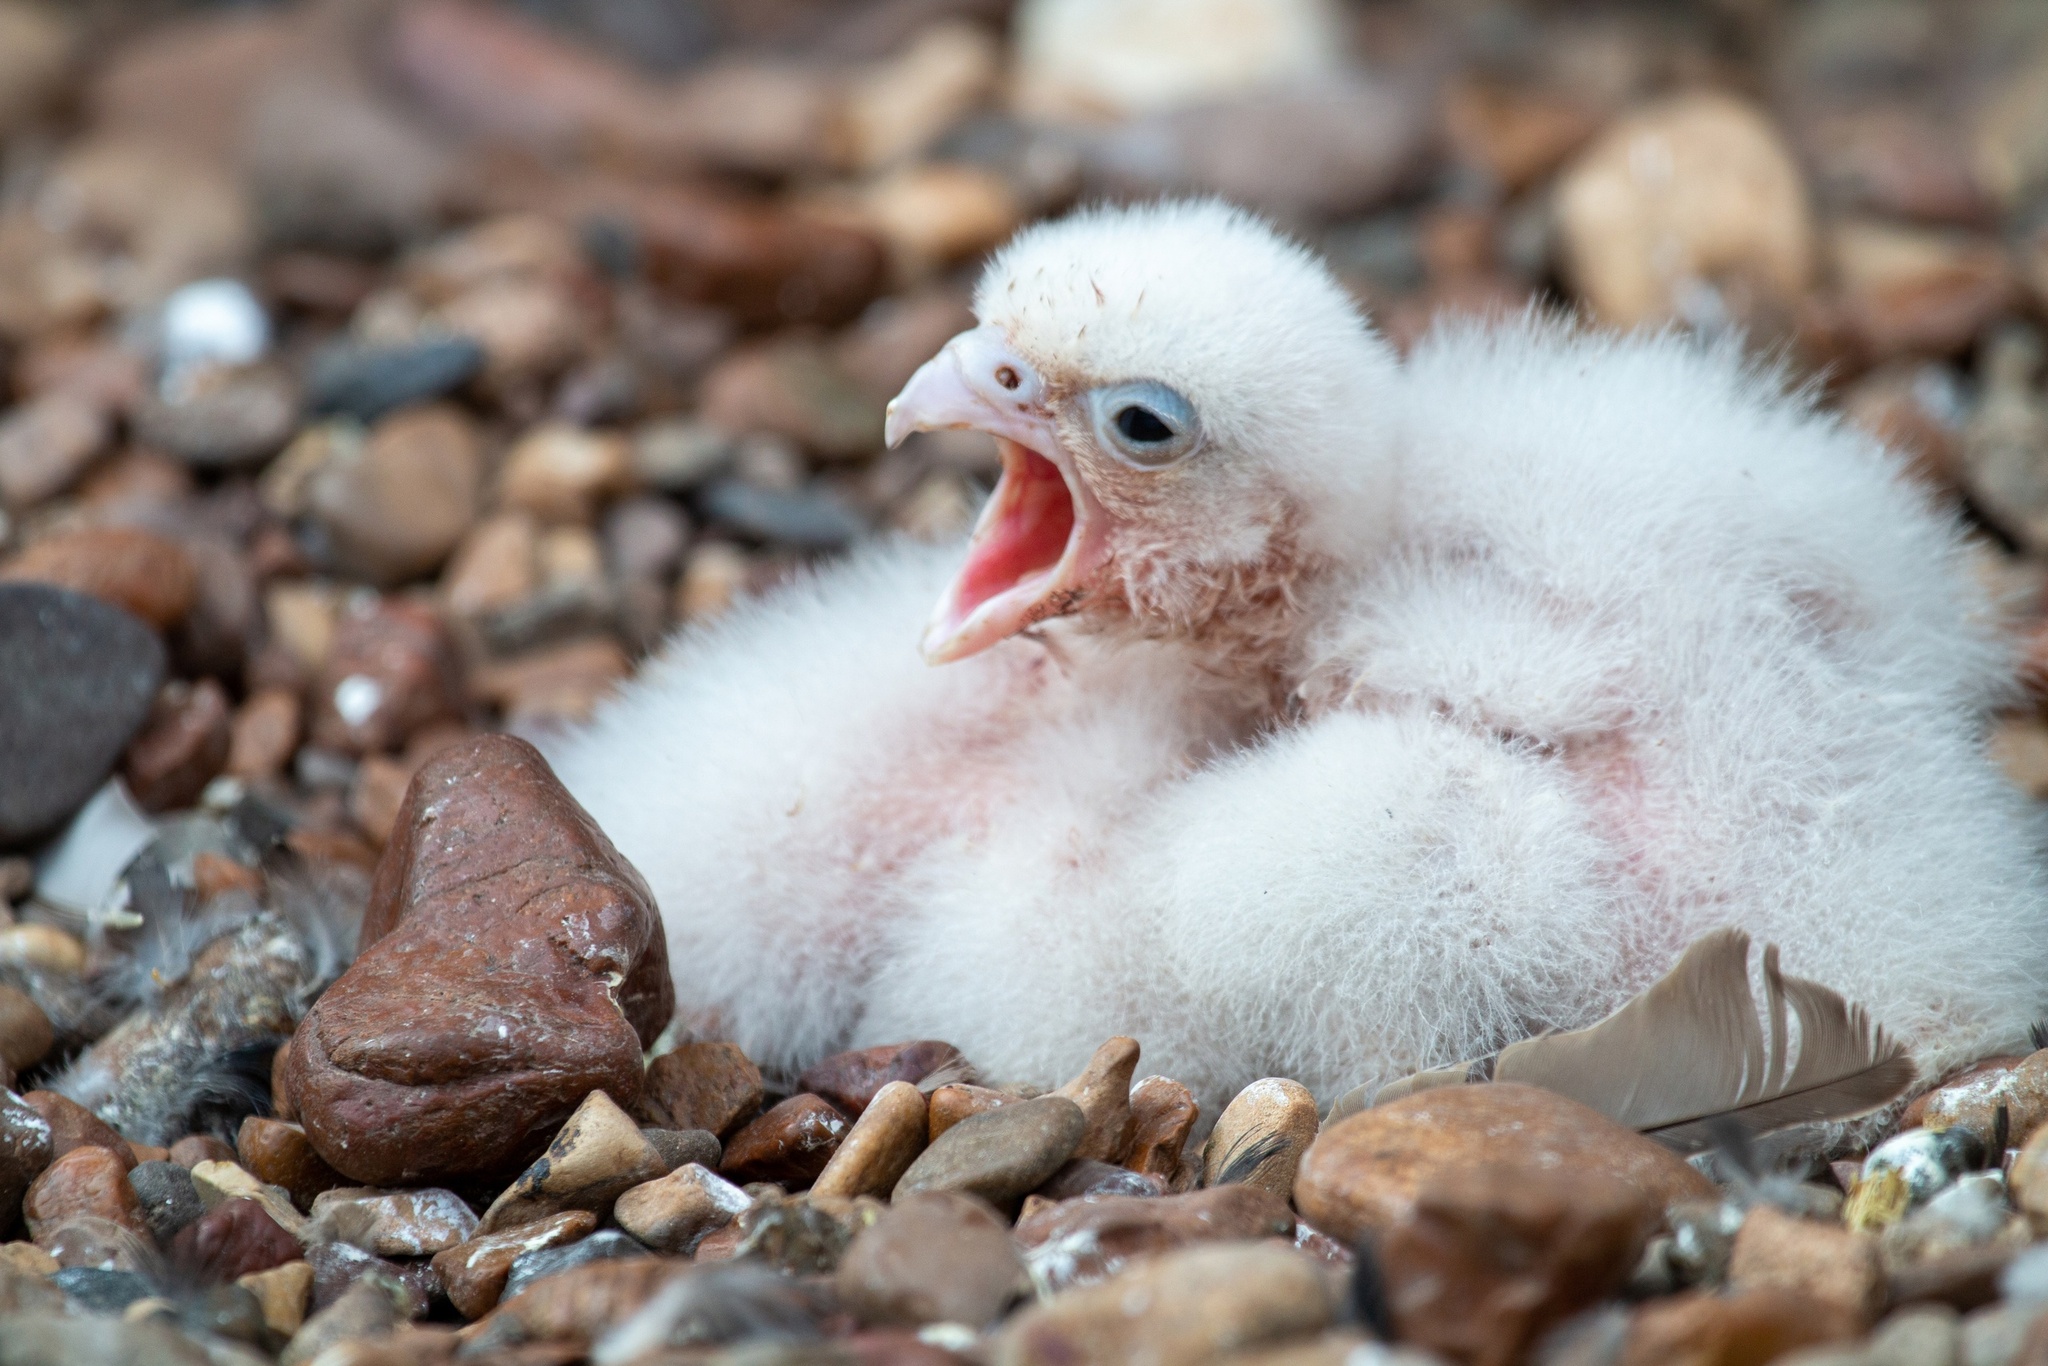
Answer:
551 200 2048 1112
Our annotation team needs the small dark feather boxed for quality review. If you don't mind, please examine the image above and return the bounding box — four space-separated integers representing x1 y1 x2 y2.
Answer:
1349 1238 1396 1341
1215 1128 1292 1188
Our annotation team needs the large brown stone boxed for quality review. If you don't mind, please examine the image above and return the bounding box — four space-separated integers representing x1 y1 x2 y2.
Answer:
23 1146 148 1245
287 735 673 1185
1381 1167 1659 1366
1293 1083 1714 1244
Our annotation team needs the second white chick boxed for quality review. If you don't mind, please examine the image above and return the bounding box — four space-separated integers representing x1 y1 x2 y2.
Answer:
551 200 2048 1114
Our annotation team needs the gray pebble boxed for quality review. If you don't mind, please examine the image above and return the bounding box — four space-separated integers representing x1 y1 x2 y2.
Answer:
894 1095 1086 1207
642 1126 722 1173
51 1267 156 1315
502 1229 650 1303
306 337 485 423
129 1161 205 1244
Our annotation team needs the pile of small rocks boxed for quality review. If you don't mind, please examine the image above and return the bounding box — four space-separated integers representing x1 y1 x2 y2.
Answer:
8 732 2048 1364
6 0 2048 1360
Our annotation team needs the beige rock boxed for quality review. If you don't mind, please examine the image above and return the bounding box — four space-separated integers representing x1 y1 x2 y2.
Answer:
1729 1205 1884 1326
1055 1037 1139 1164
1293 1082 1714 1244
1012 0 1343 123
640 1041 764 1138
1202 1077 1318 1201
857 164 1023 271
611 1162 750 1255
1619 1288 1859 1366
280 1272 407 1366
441 512 539 618
996 1241 1335 1366
2010 1123 2048 1228
846 23 998 170
0 4 72 140
1913 1049 2048 1149
1959 327 2048 558
0 392 109 510
0 983 52 1073
237 1260 313 1338
477 1089 667 1234
436 279 586 384
0 925 84 975
0 1242 57 1277
928 1083 1018 1142
467 636 630 726
811 1080 928 1200
836 1191 1025 1328
675 541 752 622
1971 43 2048 211
307 405 482 585
1126 1076 1199 1187
1992 716 2048 800
263 580 340 675
429 1209 595 1320
497 424 634 524
1554 93 1814 328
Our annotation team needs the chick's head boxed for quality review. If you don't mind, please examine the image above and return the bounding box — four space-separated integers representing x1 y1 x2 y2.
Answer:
887 199 1396 664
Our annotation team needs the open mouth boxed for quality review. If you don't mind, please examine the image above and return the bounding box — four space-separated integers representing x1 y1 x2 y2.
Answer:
923 438 1090 663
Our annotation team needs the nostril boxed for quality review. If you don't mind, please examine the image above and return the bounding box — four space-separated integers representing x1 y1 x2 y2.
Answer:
995 365 1021 391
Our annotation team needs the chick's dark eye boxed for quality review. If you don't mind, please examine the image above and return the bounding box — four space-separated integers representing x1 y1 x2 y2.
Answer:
1115 405 1174 443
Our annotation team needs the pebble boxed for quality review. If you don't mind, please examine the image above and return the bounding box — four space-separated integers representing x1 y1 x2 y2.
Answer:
1853 1128 1986 1227
1125 1076 1200 1188
0 1095 52 1237
811 1080 929 1200
476 1089 668 1233
1015 1185 1293 1293
310 1186 478 1257
1736 1204 1892 1327
281 1271 410 1366
1294 1082 1715 1244
0 985 52 1075
499 1228 649 1304
468 636 632 726
168 1197 304 1284
0 1315 212 1365
306 337 486 423
1554 92 1815 329
20 1091 134 1171
132 366 299 468
307 595 462 755
127 1160 202 1244
237 1259 314 1337
896 1095 1087 1208
189 1160 310 1241
612 1162 751 1255
639 1127 721 1173
719 1093 850 1188
0 583 166 844
1882 1175 2026 1272
429 1209 595 1319
1905 1053 2044 1137
306 404 483 585
51 1264 154 1314
497 424 636 525
1035 1159 1165 1201
1619 1287 1860 1366
468 1255 691 1351
23 1147 149 1245
640 1041 764 1138
1202 1077 1319 1201
1960 327 2048 558
0 526 198 631
997 1241 1335 1366
697 475 869 549
1830 219 2015 359
121 678 231 812
236 1117 346 1210
927 1083 1019 1141
0 927 86 976
799 1040 968 1117
440 511 539 618
632 417 734 491
168 1136 236 1169
286 737 671 1187
0 393 110 510
837 1190 1025 1328
1052 1037 1139 1164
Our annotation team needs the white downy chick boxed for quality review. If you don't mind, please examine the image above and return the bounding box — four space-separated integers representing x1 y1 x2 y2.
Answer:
550 200 2048 1114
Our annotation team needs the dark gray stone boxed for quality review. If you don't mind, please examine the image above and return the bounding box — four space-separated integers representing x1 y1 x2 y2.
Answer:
893 1095 1086 1207
51 1267 155 1314
129 1161 204 1244
696 478 866 549
306 337 485 423
132 369 298 468
0 585 166 845
501 1229 649 1302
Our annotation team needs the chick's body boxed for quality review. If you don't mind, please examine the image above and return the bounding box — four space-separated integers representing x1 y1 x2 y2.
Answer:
552 204 2047 1113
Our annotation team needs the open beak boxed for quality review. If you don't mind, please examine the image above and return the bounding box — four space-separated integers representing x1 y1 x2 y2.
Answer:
886 326 1108 664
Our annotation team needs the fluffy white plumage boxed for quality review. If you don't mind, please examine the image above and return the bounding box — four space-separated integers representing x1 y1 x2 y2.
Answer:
551 200 2048 1115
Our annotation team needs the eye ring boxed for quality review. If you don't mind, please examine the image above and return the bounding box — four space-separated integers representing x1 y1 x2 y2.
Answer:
1088 380 1202 469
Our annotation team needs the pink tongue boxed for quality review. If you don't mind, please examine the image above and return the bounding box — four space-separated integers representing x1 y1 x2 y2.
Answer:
950 445 1074 621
